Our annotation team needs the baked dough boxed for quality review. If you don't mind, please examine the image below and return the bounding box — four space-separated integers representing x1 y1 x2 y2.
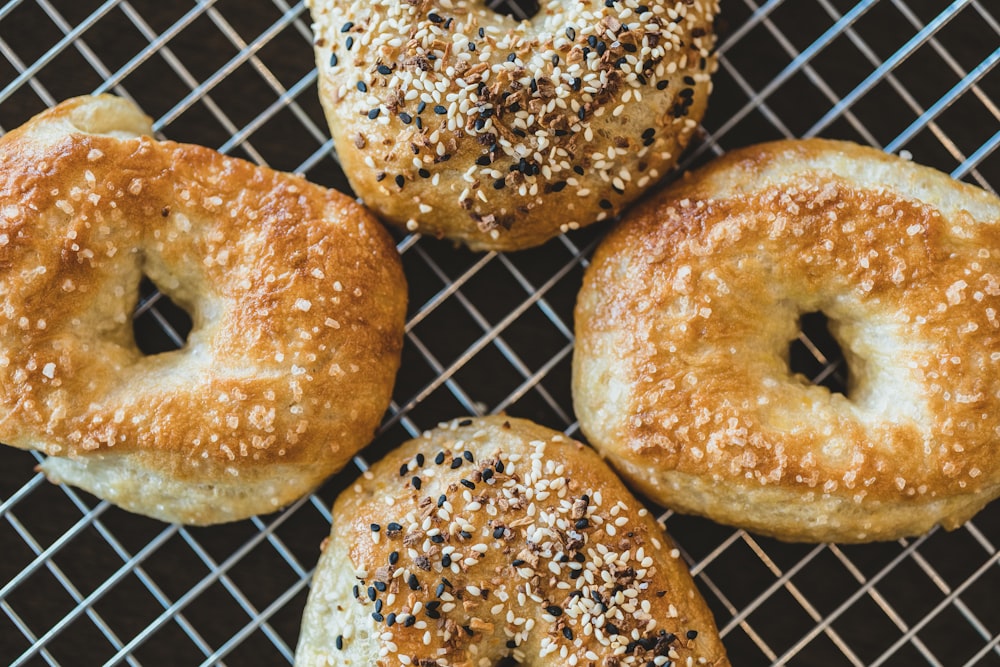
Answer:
296 416 729 666
0 95 407 525
574 138 1000 542
307 0 717 250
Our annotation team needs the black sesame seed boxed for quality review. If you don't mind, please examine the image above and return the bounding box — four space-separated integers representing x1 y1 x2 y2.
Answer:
578 108 586 120
389 551 399 565
436 582 446 597
376 172 386 182
623 42 637 53
398 463 408 477
478 27 485 38
565 26 576 40
687 630 699 639
451 458 463 469
335 635 344 650
600 199 613 210
512 559 525 566
329 53 338 67
495 461 504 473
458 418 473 426
468 42 475 51
642 128 656 140
434 105 447 115
476 154 492 166
371 523 380 532
588 35 598 48
411 474 421 489
352 584 360 598
507 53 517 62
437 494 447 507
493 179 505 190
563 627 574 639
375 599 383 613
482 468 494 482
570 569 582 579
606 622 620 635
435 451 446 465
377 64 392 75
545 605 563 617
399 112 412 124
387 522 402 535
444 17 453 29
461 479 475 489
506 640 517 649
367 108 380 120
345 36 354 50
418 168 431 179
415 117 423 129
462 624 474 636
416 453 425 466
340 22 353 33
493 526 505 538
575 518 589 529
371 612 383 622
430 534 445 544
657 80 669 90
459 530 472 539
442 554 452 567
404 615 416 627
386 613 397 627
396 175 406 189
552 54 560 66
428 11 443 23
426 609 441 619
374 580 386 592
416 101 427 114
408 574 419 590
367 586 376 601
551 180 568 192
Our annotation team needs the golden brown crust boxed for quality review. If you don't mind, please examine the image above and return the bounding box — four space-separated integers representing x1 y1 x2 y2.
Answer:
573 138 1000 543
295 416 730 666
0 95 408 525
307 0 717 251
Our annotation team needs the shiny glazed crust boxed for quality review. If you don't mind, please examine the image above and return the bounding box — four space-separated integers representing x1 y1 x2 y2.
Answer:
307 0 717 251
296 416 729 666
573 138 1000 543
0 95 408 525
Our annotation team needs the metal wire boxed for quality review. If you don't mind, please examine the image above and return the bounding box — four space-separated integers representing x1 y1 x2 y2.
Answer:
0 1 998 665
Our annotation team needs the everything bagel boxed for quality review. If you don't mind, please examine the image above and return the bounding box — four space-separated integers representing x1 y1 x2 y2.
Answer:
307 0 717 250
573 139 1000 543
0 95 407 525
295 416 729 666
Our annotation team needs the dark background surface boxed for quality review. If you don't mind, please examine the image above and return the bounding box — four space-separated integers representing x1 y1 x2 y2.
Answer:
0 1 998 665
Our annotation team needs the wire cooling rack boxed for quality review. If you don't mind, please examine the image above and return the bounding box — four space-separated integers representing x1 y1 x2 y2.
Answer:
0 1 998 665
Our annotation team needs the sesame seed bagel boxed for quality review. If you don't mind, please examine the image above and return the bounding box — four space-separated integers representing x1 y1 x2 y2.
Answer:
573 139 1000 543
0 95 407 525
307 0 718 251
296 416 729 666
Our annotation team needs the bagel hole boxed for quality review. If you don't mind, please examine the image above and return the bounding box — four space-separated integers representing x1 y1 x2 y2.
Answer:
486 0 540 20
790 311 848 396
133 277 193 355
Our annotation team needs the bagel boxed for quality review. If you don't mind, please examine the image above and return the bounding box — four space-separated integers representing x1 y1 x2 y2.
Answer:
573 138 1000 543
295 416 729 666
306 0 718 251
0 95 407 525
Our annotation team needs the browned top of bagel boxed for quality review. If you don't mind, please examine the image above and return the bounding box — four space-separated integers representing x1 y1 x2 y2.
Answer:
0 95 407 525
296 416 729 666
574 138 1000 542
307 0 717 250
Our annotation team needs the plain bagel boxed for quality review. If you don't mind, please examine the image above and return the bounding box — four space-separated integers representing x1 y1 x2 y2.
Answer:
296 416 730 666
573 138 1000 543
0 95 407 525
307 0 718 250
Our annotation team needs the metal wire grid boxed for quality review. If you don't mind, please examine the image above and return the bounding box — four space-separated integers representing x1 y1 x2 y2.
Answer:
0 0 997 665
